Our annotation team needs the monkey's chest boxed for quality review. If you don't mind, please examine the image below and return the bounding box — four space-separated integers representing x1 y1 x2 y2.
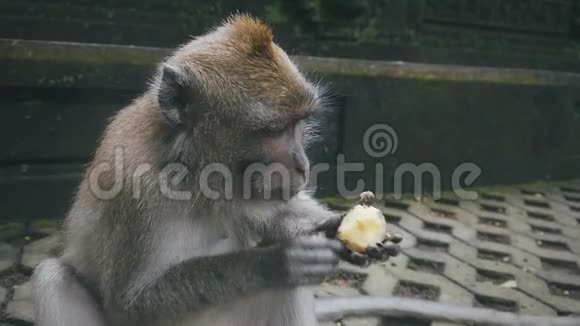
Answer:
205 236 241 255
155 217 255 265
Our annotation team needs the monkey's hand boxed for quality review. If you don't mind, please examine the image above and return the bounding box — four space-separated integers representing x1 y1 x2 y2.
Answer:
314 213 345 238
339 233 402 267
364 233 402 262
270 236 340 287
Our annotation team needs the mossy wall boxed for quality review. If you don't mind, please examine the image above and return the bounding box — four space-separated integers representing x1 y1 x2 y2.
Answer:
1 0 580 70
1 1 580 218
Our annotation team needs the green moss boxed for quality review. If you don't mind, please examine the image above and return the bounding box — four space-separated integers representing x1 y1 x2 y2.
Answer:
295 57 580 86
0 222 26 242
319 196 357 211
2 40 166 66
265 2 288 24
2 38 579 88
29 219 62 235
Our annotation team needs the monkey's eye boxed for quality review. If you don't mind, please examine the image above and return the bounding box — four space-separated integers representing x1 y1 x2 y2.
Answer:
260 126 289 137
259 121 297 137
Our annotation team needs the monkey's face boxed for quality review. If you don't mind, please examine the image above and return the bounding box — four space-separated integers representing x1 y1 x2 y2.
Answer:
233 118 311 201
156 27 322 202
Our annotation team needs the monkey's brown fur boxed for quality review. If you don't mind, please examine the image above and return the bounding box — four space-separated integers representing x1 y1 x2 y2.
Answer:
166 15 317 127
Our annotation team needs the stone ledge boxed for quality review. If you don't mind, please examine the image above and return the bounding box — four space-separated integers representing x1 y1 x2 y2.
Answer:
3 39 580 90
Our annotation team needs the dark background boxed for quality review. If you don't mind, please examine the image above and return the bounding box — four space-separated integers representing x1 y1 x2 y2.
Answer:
1 0 580 218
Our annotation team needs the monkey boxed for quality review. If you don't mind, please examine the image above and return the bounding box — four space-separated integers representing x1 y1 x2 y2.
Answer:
33 15 399 326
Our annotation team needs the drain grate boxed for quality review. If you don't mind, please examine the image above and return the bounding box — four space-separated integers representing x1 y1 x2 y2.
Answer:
384 214 402 224
394 281 440 301
478 216 507 228
407 258 445 274
521 189 545 197
477 231 511 244
423 222 452 234
476 269 515 285
527 211 555 222
430 208 456 219
480 193 506 202
327 269 368 289
548 283 580 300
536 239 570 252
477 249 511 262
541 258 580 275
524 199 551 209
480 203 506 214
474 294 519 312
416 239 449 252
530 224 561 235
563 195 580 203
561 186 580 194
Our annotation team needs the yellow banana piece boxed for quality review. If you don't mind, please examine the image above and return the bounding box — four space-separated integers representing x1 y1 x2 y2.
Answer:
336 192 387 253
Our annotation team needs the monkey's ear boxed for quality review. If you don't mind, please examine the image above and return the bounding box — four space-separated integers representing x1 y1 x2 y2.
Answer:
158 64 191 127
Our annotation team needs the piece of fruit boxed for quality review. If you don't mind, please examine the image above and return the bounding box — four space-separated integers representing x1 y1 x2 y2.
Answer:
336 192 387 253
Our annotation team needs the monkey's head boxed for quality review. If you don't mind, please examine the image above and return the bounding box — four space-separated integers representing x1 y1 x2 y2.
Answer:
155 15 324 201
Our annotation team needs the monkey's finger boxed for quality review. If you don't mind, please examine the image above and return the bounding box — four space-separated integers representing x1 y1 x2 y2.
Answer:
328 239 346 253
364 245 390 262
314 214 344 238
385 233 403 244
365 245 384 260
340 250 370 267
379 242 400 257
333 241 369 266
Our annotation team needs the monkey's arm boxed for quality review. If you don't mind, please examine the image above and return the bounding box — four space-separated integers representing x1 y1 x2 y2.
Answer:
120 248 277 321
261 195 401 266
115 238 338 323
260 194 341 242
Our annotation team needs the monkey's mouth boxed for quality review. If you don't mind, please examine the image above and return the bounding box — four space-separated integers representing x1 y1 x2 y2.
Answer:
241 172 306 201
246 181 305 201
230 161 307 201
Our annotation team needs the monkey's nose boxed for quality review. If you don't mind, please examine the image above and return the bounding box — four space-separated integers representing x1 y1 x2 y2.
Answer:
292 152 309 180
295 165 310 186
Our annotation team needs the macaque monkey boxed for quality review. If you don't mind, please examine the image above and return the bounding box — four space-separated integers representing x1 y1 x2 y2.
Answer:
33 15 398 326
